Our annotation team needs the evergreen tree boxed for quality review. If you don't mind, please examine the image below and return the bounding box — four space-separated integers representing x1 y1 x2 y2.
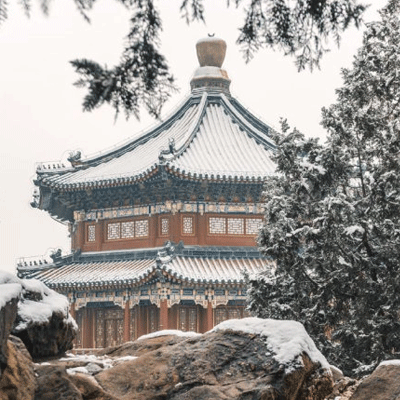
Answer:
249 0 400 377
0 0 366 118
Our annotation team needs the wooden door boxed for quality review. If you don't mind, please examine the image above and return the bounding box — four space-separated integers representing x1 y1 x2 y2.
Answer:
178 306 198 332
94 307 124 348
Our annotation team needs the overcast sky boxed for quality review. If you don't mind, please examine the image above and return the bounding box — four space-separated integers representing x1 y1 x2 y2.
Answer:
0 1 380 275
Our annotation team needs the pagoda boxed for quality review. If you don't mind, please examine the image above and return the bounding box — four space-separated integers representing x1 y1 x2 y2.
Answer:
18 37 276 349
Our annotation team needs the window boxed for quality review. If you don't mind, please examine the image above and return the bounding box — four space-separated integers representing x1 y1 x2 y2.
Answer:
182 216 194 235
161 218 169 236
209 217 226 234
246 218 263 235
107 223 120 240
107 219 149 240
227 218 244 235
208 216 264 236
136 219 149 238
121 221 134 238
87 225 96 242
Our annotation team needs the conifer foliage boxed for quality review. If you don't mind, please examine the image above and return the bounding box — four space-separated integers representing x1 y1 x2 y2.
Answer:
1 0 365 118
249 0 400 377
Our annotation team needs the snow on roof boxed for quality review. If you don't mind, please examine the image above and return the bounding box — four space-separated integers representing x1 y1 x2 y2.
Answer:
25 255 270 288
39 92 275 190
137 329 201 341
211 317 330 372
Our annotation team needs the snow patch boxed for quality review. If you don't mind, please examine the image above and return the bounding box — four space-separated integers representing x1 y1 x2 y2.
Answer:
344 225 365 235
211 317 330 372
15 279 71 332
379 359 400 367
0 283 22 308
67 366 89 375
137 329 201 341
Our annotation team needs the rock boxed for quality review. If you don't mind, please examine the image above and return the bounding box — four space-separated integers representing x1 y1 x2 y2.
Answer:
0 336 36 400
68 373 119 400
95 321 334 400
12 278 77 359
330 365 344 381
34 365 118 400
0 296 19 375
350 360 400 400
34 365 83 400
0 272 22 376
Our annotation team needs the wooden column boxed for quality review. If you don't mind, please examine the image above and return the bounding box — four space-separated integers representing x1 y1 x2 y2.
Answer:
74 221 85 251
82 308 92 348
198 214 207 245
123 300 130 342
69 302 76 320
205 301 214 331
97 220 104 251
159 300 169 331
150 215 157 247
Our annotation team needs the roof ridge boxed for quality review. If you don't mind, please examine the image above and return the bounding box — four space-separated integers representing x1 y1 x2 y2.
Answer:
159 92 208 164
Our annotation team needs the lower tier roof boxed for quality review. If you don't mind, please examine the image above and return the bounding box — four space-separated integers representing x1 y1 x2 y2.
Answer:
17 244 273 289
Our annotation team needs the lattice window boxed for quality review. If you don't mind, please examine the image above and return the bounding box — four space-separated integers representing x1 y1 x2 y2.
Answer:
135 219 149 238
209 217 226 234
215 308 228 326
87 225 96 242
121 221 134 238
182 217 194 235
107 223 120 240
246 218 263 235
228 308 242 319
161 218 169 236
227 218 244 235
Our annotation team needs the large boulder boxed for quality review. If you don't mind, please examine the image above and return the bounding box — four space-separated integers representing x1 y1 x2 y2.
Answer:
0 272 22 376
12 278 77 359
0 335 36 400
94 318 333 400
350 360 400 400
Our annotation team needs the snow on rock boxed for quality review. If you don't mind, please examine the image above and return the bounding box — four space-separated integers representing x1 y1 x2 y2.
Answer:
0 283 22 309
137 329 201 341
15 278 73 332
379 360 400 367
211 317 331 373
0 271 23 309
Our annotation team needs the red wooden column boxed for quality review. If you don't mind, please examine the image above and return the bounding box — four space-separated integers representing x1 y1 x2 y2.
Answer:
159 299 169 331
82 308 94 348
123 299 130 342
198 214 207 245
69 301 76 319
205 301 214 331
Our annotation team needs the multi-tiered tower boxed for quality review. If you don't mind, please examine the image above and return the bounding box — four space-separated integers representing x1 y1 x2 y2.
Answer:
18 38 276 349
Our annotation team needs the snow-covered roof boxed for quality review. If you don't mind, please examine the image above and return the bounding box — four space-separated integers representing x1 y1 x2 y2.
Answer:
37 92 275 190
18 245 272 288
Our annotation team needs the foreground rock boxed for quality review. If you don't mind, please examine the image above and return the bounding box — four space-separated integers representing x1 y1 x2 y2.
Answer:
350 360 400 400
34 319 333 400
12 276 77 359
0 274 22 376
97 326 333 400
0 336 36 400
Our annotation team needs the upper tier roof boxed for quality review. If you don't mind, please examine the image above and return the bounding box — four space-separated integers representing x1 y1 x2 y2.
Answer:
36 38 276 191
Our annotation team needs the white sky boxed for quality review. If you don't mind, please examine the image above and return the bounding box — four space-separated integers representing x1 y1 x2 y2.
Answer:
0 0 380 275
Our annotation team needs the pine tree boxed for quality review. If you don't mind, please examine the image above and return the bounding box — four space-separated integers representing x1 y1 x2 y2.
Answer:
0 0 366 118
249 0 400 377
